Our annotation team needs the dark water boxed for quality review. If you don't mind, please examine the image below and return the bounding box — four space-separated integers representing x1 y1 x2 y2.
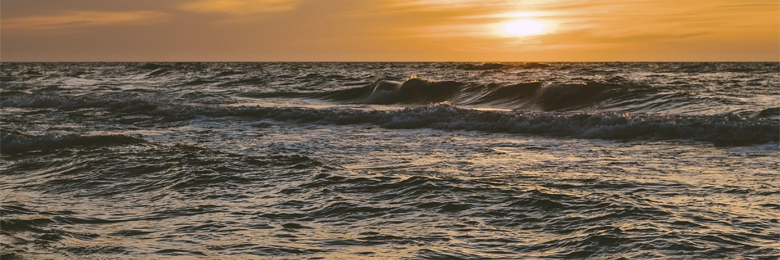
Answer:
1 62 779 259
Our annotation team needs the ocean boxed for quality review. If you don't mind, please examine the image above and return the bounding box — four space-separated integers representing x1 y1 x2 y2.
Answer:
1 62 778 259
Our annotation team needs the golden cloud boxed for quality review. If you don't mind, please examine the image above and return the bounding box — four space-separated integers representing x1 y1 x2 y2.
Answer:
388 0 521 9
180 0 300 15
378 0 776 42
2 11 166 30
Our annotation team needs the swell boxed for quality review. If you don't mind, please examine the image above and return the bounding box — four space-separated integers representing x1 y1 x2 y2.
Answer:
2 142 328 197
1 132 146 154
1 144 334 258
2 180 776 259
373 104 772 144
0 94 160 112
160 103 780 144
4 170 777 258
758 107 780 117
4 95 776 144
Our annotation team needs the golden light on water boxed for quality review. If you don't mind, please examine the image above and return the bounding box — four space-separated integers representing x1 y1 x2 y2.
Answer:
502 19 545 37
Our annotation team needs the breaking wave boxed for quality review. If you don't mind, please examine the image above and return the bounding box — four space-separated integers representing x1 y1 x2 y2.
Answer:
243 78 672 112
3 94 776 144
311 74 774 116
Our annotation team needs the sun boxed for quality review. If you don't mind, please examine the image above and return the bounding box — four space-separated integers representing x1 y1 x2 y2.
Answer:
503 19 545 36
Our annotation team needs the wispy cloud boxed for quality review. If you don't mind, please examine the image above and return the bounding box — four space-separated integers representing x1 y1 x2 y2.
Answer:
386 0 522 10
180 0 300 15
1 11 166 31
378 0 773 40
365 0 525 17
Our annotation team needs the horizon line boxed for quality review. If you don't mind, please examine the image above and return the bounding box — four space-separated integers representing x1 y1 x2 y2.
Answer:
2 60 779 63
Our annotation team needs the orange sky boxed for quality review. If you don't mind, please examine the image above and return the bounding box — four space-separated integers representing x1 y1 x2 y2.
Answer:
1 0 778 61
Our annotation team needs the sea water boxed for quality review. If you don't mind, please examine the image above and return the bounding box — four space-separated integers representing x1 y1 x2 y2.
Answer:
1 62 778 259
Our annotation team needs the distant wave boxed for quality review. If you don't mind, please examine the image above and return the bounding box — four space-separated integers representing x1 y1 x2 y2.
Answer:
4 62 776 114
457 62 552 70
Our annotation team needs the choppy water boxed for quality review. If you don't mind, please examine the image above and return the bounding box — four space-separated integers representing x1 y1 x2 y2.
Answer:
1 62 779 259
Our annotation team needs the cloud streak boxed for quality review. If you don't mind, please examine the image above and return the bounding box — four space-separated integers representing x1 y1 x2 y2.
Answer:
1 11 166 31
380 0 773 39
0 0 775 61
180 0 301 15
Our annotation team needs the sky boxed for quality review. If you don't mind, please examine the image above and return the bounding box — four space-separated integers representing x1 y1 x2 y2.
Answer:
1 0 778 61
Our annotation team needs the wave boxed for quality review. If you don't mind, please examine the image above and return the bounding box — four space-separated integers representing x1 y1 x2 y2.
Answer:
241 78 464 105
3 94 777 144
758 107 779 118
0 94 161 112
135 63 167 70
1 132 145 154
147 68 171 77
457 62 552 70
460 80 656 111
261 78 662 111
136 102 780 144
214 70 245 77
360 78 463 104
